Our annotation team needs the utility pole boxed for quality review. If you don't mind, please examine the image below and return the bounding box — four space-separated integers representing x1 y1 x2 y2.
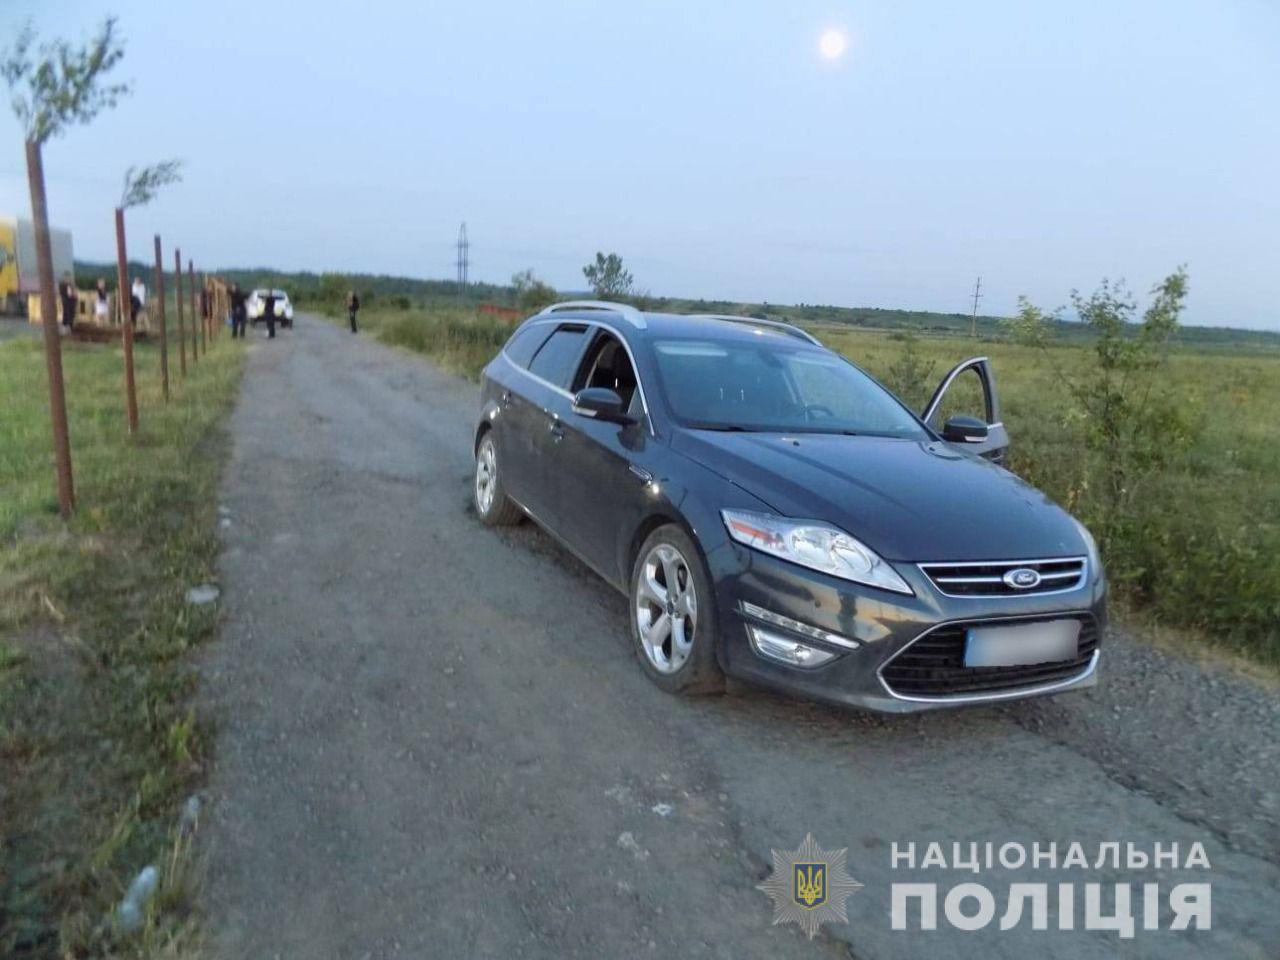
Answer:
456 222 469 304
970 276 982 339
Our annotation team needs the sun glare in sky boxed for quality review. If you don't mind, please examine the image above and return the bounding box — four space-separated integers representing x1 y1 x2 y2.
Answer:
818 28 848 61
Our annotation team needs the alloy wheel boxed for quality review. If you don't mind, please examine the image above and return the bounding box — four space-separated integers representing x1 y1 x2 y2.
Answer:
475 439 497 516
635 542 698 674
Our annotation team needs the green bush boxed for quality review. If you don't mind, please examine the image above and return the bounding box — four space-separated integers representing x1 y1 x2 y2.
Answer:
377 310 512 380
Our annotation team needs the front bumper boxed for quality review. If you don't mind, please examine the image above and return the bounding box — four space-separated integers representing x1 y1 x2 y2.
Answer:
707 543 1107 713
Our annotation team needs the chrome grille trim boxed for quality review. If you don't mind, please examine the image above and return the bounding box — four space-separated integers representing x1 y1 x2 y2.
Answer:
919 556 1088 598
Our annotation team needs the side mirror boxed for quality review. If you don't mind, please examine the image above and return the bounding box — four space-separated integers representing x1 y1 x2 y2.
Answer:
942 415 989 443
572 387 635 425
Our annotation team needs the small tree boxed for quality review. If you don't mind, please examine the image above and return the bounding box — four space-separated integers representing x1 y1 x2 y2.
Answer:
1064 267 1193 532
1003 295 1054 348
511 268 557 312
121 160 182 208
882 331 937 410
582 251 633 298
2 17 131 516
116 161 182 433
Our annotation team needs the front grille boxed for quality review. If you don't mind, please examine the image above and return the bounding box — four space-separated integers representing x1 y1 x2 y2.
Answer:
879 615 1099 700
919 557 1086 597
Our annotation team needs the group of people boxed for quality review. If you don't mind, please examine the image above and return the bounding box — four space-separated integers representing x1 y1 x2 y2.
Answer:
55 275 147 331
51 277 364 340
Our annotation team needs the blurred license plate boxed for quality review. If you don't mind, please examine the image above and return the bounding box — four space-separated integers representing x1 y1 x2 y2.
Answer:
964 620 1081 667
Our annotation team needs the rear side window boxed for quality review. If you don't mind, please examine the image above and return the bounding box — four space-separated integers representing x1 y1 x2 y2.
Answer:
527 325 588 388
503 323 553 368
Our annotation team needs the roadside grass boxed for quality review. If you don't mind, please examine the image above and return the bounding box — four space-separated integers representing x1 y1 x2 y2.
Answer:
354 305 1280 666
1 333 244 957
339 305 512 379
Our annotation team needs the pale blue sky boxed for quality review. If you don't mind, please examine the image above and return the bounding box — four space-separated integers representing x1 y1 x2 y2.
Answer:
2 0 1277 328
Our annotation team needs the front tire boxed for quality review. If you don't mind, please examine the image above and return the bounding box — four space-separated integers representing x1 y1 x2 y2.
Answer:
473 432 523 526
629 525 724 695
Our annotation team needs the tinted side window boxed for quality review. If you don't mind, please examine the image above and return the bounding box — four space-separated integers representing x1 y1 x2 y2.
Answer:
528 325 588 388
503 324 553 368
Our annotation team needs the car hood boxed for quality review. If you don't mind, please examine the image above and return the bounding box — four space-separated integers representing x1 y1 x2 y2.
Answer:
672 430 1085 562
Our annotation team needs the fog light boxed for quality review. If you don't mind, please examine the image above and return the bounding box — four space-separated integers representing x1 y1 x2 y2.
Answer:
740 601 860 650
747 625 838 668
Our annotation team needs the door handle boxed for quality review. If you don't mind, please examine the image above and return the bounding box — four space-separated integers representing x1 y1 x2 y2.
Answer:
548 419 565 441
629 464 653 484
499 389 511 407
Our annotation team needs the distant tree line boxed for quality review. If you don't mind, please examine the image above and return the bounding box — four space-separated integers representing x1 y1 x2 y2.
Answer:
71 259 1280 352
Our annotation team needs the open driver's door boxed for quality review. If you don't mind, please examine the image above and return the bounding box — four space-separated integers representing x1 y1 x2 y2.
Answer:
921 357 1010 464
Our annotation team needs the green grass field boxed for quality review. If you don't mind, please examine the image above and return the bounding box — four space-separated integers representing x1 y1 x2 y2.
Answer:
348 305 1280 666
1 332 244 956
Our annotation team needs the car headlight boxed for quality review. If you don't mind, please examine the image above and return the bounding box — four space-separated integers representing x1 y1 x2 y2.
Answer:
1073 518 1102 575
721 508 913 595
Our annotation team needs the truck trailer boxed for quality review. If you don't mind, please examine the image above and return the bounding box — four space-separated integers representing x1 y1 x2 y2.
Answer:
0 217 75 316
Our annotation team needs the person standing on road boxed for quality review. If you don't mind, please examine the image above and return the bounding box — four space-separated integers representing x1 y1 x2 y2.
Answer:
59 273 77 331
263 290 277 339
94 279 109 324
230 283 248 338
346 290 360 333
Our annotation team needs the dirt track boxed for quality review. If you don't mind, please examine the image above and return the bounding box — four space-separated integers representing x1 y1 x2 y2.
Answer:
200 314 1280 958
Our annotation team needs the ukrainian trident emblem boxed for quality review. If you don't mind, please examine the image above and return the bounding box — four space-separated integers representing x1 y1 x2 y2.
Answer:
794 862 827 908
758 834 863 939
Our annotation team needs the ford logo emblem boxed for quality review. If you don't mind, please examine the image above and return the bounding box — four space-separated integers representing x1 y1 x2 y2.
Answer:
1004 568 1042 590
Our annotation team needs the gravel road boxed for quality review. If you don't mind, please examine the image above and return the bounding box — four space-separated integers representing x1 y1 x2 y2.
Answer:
200 315 1280 959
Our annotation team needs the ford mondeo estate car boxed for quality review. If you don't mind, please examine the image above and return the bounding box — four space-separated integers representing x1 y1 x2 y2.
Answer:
472 301 1105 712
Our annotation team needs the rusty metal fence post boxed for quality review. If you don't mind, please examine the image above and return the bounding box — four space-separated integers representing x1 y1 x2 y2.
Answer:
153 234 169 401
113 207 139 434
190 259 202 358
25 140 74 516
175 246 187 374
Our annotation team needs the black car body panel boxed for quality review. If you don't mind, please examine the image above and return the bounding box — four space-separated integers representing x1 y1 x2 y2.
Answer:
668 430 1082 562
475 305 1106 712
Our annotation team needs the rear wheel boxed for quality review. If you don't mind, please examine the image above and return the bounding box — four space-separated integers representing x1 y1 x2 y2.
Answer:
629 525 724 695
473 432 523 526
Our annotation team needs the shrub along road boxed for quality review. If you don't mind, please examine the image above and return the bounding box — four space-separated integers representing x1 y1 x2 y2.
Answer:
201 315 1279 958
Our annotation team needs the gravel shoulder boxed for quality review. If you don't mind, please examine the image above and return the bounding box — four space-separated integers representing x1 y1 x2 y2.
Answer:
200 315 1280 959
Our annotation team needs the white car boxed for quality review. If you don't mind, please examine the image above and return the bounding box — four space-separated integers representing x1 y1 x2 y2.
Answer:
247 288 294 327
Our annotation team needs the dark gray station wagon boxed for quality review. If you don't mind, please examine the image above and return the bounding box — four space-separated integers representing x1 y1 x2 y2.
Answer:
472 301 1105 712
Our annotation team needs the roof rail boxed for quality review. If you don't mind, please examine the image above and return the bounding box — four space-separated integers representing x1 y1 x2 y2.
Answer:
688 314 822 347
537 300 646 330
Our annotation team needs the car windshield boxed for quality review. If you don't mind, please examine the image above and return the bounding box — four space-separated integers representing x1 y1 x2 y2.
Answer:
651 337 930 439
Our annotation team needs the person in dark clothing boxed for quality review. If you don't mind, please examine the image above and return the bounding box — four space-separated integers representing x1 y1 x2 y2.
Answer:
346 290 360 333
59 274 77 331
229 283 248 339
263 291 277 339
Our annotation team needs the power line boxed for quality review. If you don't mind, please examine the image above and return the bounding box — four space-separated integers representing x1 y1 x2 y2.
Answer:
970 276 982 338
